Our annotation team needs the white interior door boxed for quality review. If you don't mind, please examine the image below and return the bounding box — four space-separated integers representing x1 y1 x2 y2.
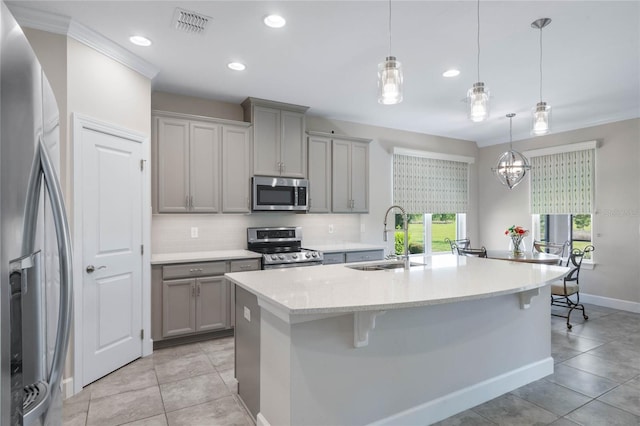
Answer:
81 125 143 385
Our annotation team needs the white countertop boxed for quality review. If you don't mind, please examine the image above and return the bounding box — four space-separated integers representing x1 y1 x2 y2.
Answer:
225 254 569 315
306 243 386 253
151 250 262 265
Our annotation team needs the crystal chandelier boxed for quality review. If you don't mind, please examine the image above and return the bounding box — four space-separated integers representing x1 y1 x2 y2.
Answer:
492 113 531 189
531 18 552 135
378 0 403 105
467 0 489 122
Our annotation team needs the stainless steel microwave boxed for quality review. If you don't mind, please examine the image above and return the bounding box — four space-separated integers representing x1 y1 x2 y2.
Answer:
252 176 308 211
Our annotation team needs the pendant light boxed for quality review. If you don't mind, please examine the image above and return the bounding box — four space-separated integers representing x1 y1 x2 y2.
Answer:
467 0 489 122
491 114 531 189
531 18 552 135
378 0 403 105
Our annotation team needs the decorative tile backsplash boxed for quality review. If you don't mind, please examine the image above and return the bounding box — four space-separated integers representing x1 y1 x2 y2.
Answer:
151 213 362 253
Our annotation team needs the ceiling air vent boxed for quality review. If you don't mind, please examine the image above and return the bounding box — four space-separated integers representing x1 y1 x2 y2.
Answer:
172 8 211 34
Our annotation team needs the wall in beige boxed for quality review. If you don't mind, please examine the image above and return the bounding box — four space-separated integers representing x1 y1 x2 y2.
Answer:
152 91 243 121
68 38 151 136
22 28 69 196
478 118 640 304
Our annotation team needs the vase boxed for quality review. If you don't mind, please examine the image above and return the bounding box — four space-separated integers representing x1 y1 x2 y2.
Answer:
510 235 524 255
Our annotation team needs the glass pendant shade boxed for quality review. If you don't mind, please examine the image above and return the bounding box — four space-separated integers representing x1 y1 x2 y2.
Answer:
531 102 551 135
467 82 489 122
492 150 530 189
378 56 403 105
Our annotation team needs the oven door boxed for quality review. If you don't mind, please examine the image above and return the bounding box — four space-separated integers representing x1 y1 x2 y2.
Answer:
252 176 308 211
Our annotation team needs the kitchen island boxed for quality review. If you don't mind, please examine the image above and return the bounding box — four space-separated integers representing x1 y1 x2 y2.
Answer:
225 255 569 426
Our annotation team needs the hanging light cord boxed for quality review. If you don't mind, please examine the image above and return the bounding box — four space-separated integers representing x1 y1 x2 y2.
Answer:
476 0 480 82
509 117 513 150
538 26 544 102
388 0 392 56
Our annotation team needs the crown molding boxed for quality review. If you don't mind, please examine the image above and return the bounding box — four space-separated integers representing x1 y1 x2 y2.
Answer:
8 4 159 80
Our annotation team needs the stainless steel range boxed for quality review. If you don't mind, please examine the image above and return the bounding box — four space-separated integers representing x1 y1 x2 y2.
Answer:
247 227 323 269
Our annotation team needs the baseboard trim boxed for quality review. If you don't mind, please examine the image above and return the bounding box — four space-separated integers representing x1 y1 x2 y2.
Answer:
61 377 74 399
580 293 640 313
256 413 270 426
368 357 554 426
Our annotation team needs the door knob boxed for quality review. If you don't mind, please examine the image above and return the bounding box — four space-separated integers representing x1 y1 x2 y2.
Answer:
86 265 106 273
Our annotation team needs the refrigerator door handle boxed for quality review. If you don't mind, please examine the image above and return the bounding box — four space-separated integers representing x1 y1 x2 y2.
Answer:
21 137 73 422
38 138 73 392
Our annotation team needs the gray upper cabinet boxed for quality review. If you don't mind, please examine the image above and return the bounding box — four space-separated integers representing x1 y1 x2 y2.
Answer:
307 133 332 213
153 111 251 214
242 97 309 178
190 121 221 212
222 125 252 213
155 117 191 213
331 136 371 213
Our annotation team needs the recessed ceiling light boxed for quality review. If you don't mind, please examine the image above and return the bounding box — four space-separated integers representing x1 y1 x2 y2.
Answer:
443 69 460 78
228 62 246 71
264 14 286 28
129 35 152 47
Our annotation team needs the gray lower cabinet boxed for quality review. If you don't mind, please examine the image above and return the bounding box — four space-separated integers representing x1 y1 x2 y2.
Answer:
161 262 229 338
152 258 260 343
322 249 384 264
322 252 346 265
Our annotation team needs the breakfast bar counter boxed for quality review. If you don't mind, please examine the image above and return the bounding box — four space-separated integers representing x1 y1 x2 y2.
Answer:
226 255 569 426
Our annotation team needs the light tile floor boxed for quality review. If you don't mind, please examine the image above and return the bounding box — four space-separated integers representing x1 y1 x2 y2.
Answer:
64 303 640 425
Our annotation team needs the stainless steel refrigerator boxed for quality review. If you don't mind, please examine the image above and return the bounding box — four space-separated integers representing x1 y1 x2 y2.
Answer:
0 2 73 425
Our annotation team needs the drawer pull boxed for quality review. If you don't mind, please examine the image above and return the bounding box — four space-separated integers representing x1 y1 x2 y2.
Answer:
189 268 204 273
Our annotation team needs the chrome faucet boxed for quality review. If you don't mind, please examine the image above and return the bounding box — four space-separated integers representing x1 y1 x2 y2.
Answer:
383 205 410 270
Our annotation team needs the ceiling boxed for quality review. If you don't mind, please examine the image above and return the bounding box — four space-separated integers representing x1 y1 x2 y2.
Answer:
8 1 640 147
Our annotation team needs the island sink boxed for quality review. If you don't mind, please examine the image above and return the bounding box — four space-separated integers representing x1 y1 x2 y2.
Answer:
346 260 422 271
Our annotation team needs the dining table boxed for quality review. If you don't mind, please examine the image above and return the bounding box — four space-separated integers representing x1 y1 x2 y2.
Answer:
485 250 562 265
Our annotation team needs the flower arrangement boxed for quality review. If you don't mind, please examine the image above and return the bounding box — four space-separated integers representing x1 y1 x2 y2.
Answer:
505 225 529 254
505 225 529 238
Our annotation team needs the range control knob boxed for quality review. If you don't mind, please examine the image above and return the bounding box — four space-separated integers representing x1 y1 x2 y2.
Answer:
270 255 278 261
278 255 285 260
311 252 318 258
305 253 311 259
292 254 298 259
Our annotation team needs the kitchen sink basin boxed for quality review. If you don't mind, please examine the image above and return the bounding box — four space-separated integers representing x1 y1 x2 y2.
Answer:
346 261 421 271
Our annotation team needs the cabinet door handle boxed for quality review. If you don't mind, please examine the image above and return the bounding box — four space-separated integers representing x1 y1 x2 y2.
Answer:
191 284 195 297
197 283 201 297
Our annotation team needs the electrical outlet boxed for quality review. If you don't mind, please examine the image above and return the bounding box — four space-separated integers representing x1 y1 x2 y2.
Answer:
328 224 334 234
244 306 251 321
191 227 198 238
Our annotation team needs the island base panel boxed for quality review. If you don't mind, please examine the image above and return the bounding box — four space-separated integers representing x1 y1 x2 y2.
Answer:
235 286 260 421
258 286 552 425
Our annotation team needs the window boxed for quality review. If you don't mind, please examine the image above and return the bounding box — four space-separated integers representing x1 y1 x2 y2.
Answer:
534 214 593 259
526 141 596 261
394 213 466 256
391 148 473 256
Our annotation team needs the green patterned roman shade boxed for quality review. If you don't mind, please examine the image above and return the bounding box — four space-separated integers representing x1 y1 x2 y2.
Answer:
393 149 472 214
528 142 596 214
